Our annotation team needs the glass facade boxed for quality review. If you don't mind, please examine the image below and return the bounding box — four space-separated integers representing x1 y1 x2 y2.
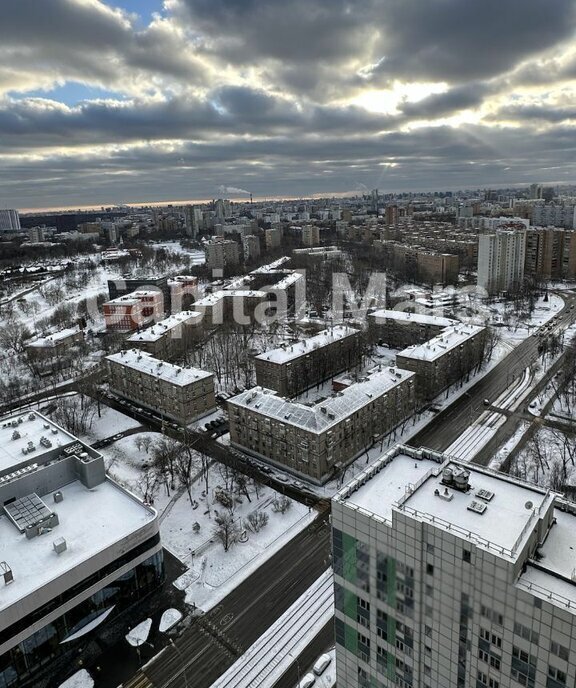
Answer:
0 551 164 688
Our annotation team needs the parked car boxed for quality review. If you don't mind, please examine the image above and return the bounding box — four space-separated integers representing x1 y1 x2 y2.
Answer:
313 654 332 676
298 675 315 688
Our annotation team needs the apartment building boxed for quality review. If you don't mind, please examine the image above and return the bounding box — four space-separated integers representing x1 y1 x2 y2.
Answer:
103 290 165 333
107 275 170 310
168 275 199 311
477 230 526 295
265 227 283 251
0 411 162 688
368 310 455 349
228 367 416 484
302 224 321 247
292 246 344 266
396 324 486 400
333 443 576 688
532 204 576 229
25 327 84 361
242 234 261 262
254 325 361 397
193 290 267 326
205 240 241 270
524 228 576 281
126 310 203 360
375 241 460 285
106 350 216 424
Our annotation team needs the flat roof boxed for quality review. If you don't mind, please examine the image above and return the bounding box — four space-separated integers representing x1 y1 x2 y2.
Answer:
26 327 82 348
105 290 162 305
369 309 455 328
344 451 438 522
336 446 554 559
126 311 202 343
0 479 156 613
229 367 414 433
194 290 267 306
0 412 76 474
107 349 212 386
403 462 551 557
397 324 485 362
255 325 358 364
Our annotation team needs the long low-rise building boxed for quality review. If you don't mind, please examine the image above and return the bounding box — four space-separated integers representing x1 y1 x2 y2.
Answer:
126 310 203 360
0 411 162 688
396 324 487 400
228 367 416 484
254 325 361 397
106 349 216 425
368 309 456 349
193 290 268 326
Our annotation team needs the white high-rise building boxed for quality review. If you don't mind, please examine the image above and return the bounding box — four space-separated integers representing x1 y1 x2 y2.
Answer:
0 209 21 232
477 229 526 295
333 444 576 688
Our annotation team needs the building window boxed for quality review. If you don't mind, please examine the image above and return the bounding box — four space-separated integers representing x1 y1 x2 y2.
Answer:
550 641 569 662
426 564 434 575
463 549 471 563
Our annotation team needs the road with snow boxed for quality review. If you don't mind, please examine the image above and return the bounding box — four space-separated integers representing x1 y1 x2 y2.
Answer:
409 291 576 453
123 509 331 688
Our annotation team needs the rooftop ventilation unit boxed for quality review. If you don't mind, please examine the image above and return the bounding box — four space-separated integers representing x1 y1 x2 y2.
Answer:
53 537 67 554
0 561 13 585
476 489 494 502
467 500 487 515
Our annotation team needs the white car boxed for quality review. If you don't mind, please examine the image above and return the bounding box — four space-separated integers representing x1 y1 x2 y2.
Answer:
299 674 316 688
313 654 332 676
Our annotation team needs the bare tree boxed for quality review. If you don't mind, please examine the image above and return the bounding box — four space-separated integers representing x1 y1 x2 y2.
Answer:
0 320 32 355
214 512 240 552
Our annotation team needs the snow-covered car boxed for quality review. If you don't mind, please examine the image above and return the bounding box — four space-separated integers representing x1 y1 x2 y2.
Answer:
298 674 315 688
313 654 332 676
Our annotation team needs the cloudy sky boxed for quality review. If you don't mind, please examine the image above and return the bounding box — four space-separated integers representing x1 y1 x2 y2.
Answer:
2 0 576 210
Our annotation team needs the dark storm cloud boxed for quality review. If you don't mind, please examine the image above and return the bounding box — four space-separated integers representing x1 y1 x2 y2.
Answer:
398 83 497 119
178 0 576 84
0 93 396 149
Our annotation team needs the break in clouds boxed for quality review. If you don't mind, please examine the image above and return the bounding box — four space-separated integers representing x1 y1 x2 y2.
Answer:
2 0 576 207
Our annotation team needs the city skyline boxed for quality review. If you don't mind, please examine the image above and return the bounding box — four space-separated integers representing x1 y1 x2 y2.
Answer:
2 0 576 209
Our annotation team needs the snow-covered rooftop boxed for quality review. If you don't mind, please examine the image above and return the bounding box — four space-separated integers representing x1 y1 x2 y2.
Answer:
126 311 202 343
398 324 484 361
107 349 212 386
337 446 554 560
0 412 76 474
0 479 156 613
194 290 267 307
105 290 162 306
26 327 82 348
250 257 291 274
255 325 358 364
369 309 455 328
229 367 414 433
268 272 304 290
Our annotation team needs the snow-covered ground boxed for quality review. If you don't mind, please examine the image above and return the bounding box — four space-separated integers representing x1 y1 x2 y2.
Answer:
489 421 530 471
169 478 315 611
511 426 576 489
79 404 141 442
58 669 94 688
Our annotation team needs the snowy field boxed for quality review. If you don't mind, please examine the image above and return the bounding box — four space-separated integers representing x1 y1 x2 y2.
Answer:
79 404 141 442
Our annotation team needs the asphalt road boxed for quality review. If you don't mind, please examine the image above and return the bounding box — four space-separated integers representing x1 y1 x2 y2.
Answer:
271 621 334 688
123 509 331 688
408 292 576 452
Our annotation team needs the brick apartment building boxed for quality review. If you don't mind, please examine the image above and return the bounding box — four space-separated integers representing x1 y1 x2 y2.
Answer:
228 367 416 484
106 349 216 424
368 310 456 349
126 311 203 360
254 325 361 397
103 290 165 333
396 324 487 400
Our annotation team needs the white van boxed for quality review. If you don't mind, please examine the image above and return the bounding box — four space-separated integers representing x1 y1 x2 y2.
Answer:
298 673 316 688
313 653 332 676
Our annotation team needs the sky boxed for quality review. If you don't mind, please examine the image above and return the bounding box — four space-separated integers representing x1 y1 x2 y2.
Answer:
2 0 576 211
